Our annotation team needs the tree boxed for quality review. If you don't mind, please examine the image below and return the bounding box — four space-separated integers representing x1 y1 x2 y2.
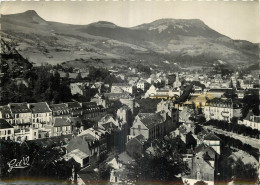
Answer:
0 140 76 182
126 137 189 183
232 158 258 183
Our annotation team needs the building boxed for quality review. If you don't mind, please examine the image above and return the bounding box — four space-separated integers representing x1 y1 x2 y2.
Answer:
173 73 182 89
50 103 70 118
66 102 83 117
183 153 215 185
130 113 165 140
63 149 89 168
116 105 132 127
0 105 13 125
204 98 242 123
206 88 232 98
70 117 84 133
8 103 32 129
29 102 52 128
14 128 40 141
203 132 221 155
52 117 72 136
70 82 88 96
82 102 106 122
136 80 149 91
240 80 254 89
0 118 14 140
111 83 136 94
238 110 260 131
67 133 100 164
98 114 119 132
126 134 145 158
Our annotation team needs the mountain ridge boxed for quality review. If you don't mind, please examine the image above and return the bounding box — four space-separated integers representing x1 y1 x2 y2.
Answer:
0 10 258 68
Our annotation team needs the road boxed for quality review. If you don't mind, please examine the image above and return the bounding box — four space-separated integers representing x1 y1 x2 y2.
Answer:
204 126 260 150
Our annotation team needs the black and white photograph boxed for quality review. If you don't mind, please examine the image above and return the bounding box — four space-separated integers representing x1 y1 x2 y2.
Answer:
0 0 259 184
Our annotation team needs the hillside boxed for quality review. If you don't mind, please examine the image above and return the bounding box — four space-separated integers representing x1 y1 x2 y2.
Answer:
0 10 258 69
0 39 32 79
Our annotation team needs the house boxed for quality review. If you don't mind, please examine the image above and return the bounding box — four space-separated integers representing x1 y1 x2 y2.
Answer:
182 153 215 185
66 102 82 117
29 102 52 128
152 89 181 99
69 117 84 133
204 98 242 123
50 103 70 118
14 128 40 141
240 80 254 89
70 82 88 96
91 93 107 108
52 117 72 136
98 114 119 131
0 105 13 125
82 102 106 122
8 103 32 129
136 80 149 91
78 128 109 156
116 105 132 127
144 85 156 98
63 149 89 168
156 100 179 133
111 83 136 94
130 113 165 140
104 92 132 101
203 132 221 155
126 134 146 158
90 82 103 93
238 110 260 131
0 118 14 140
67 133 100 164
194 143 218 160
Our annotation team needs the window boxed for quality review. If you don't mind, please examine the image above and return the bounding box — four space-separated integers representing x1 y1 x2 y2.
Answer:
138 125 141 131
8 130 11 134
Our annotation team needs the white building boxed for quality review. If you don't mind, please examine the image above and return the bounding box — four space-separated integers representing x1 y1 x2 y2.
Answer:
111 83 136 94
173 73 182 89
238 110 260 131
29 102 52 128
136 80 149 91
204 99 242 123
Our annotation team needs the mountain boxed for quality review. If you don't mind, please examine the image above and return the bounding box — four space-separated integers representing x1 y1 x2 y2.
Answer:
0 10 258 69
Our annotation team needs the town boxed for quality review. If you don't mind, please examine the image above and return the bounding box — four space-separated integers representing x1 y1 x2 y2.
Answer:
0 38 259 184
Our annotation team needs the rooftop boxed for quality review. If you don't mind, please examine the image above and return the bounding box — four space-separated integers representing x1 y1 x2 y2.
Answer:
9 103 31 113
29 102 51 113
141 113 164 129
53 117 71 127
0 119 13 129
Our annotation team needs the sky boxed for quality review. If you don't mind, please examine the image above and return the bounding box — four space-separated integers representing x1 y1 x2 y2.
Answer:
0 0 259 43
